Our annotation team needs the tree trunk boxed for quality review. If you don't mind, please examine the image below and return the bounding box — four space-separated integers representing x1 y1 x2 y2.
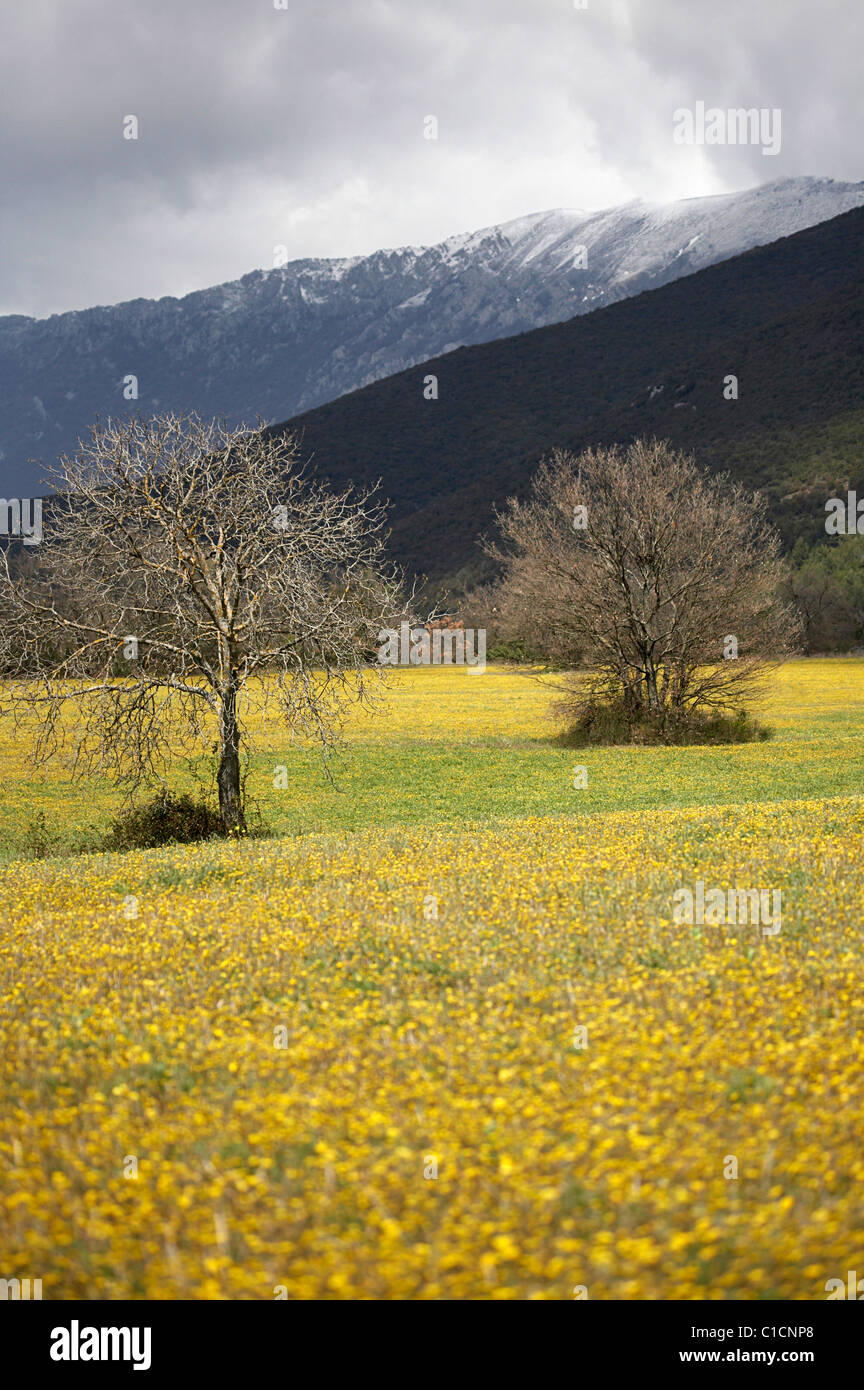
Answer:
645 659 660 712
217 681 246 833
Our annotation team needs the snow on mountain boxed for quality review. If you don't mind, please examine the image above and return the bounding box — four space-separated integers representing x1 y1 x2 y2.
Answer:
2 176 863 494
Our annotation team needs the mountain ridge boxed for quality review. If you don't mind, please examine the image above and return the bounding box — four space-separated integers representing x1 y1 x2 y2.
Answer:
267 204 864 594
3 175 863 494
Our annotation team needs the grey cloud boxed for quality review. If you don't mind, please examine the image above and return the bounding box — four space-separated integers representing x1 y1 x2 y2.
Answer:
1 0 860 316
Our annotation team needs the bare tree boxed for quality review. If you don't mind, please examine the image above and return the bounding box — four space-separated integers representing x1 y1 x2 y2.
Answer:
0 413 404 831
487 439 800 733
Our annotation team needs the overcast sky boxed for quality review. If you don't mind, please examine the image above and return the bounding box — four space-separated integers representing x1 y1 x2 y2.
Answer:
1 0 861 318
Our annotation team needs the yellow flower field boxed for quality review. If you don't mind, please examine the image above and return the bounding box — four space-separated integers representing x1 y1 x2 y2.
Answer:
2 658 864 853
2 668 863 1298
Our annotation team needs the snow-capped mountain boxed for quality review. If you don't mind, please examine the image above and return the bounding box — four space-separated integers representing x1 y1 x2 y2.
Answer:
2 176 862 494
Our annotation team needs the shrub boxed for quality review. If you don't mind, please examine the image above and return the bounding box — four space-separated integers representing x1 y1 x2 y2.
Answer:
555 694 770 747
105 791 225 851
20 810 63 860
486 639 549 664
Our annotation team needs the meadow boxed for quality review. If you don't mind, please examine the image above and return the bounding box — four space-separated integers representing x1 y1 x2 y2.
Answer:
1 658 864 856
1 658 863 1298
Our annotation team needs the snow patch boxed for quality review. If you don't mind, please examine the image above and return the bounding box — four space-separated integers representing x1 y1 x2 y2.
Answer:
397 288 432 310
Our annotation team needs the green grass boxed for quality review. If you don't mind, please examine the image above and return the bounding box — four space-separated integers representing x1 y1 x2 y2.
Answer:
0 658 861 861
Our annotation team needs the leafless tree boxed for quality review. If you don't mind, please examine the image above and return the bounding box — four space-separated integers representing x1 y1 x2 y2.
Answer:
0 413 404 831
487 439 800 732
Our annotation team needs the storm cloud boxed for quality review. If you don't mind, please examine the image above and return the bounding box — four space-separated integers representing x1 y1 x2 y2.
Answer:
1 0 861 317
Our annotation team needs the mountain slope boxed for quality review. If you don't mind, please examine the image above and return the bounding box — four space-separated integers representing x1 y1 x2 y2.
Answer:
268 205 864 594
3 176 863 494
